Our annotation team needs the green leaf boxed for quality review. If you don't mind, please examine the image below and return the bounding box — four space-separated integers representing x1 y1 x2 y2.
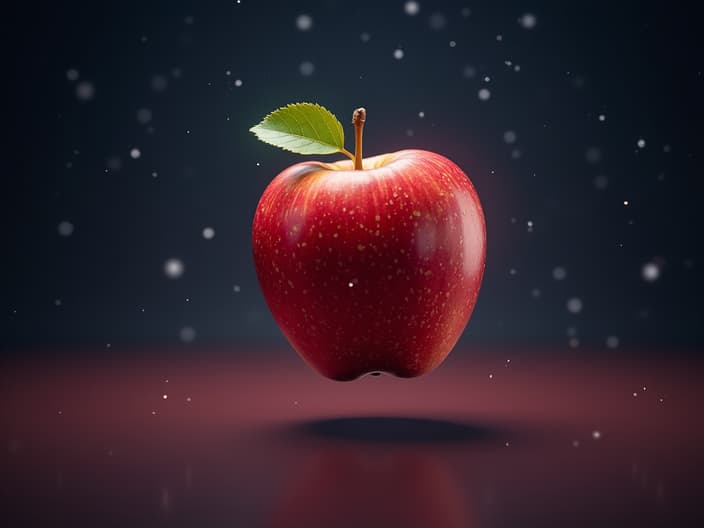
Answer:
249 103 345 155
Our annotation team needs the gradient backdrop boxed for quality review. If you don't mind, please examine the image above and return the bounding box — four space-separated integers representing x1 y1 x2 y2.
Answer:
5 0 703 350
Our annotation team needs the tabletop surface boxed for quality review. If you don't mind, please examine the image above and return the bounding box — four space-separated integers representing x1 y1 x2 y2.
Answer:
1 347 702 527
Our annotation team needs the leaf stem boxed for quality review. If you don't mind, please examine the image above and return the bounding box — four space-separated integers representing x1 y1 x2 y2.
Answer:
352 107 366 170
340 148 356 162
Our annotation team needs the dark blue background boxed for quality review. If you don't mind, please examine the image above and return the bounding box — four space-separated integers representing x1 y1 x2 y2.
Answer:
4 0 702 350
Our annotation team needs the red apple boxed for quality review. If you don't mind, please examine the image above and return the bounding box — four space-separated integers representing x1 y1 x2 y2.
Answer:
252 147 486 381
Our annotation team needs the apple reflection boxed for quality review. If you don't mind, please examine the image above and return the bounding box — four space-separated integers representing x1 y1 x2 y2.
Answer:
270 445 470 528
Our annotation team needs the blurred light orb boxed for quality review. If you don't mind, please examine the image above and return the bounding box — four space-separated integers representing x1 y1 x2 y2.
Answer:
75 81 95 101
296 14 313 31
179 326 196 343
641 261 660 282
393 48 404 60
462 65 476 78
57 221 74 237
130 148 141 159
503 130 517 144
404 1 420 16
606 336 620 349
585 146 602 163
164 258 184 279
151 74 168 92
299 61 315 76
66 68 79 81
478 88 491 101
202 227 216 240
637 138 646 148
519 13 538 29
136 108 152 124
428 13 447 30
593 174 609 190
567 297 583 314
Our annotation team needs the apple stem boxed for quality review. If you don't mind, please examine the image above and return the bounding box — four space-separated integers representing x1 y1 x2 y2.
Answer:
352 107 366 170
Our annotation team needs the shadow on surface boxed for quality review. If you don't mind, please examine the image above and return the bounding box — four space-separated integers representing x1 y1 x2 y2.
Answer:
291 416 502 444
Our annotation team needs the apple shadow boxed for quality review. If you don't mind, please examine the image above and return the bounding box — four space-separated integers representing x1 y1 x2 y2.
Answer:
291 416 503 445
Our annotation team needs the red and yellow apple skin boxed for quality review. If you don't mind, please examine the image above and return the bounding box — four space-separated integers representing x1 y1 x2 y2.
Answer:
252 149 486 381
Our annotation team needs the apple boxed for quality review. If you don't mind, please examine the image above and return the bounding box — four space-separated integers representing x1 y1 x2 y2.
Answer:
252 108 485 380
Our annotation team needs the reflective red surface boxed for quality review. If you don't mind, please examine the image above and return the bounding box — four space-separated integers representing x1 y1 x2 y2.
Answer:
1 348 701 526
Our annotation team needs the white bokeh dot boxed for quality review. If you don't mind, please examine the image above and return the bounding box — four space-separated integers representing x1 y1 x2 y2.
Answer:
478 88 491 101
136 108 152 124
503 130 517 144
518 13 537 29
130 148 141 159
567 297 583 314
296 14 313 31
202 227 215 240
641 261 660 282
57 221 74 237
75 81 95 101
164 258 184 279
299 61 315 76
179 326 196 343
637 138 646 148
404 1 420 16
393 48 404 60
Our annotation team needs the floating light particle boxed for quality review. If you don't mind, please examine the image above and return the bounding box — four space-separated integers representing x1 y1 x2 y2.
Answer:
136 108 152 124
592 430 601 439
478 88 491 101
162 394 168 400
641 262 660 282
393 48 404 60
585 146 602 163
57 221 74 237
164 258 184 279
552 266 567 280
234 79 243 87
66 68 79 81
296 14 313 31
637 138 646 148
462 65 476 78
606 335 619 349
299 61 315 76
404 1 420 16
233 285 241 293
598 114 606 121
151 75 168 92
179 326 196 343
130 148 141 159
75 81 95 101
518 13 537 29
503 130 517 144
360 32 371 42
428 13 447 30
567 297 583 314
202 227 215 240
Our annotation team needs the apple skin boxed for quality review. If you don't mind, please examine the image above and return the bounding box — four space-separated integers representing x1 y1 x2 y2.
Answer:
252 149 486 381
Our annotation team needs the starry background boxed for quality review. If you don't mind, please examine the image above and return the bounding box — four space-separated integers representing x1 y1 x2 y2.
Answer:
4 0 703 353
